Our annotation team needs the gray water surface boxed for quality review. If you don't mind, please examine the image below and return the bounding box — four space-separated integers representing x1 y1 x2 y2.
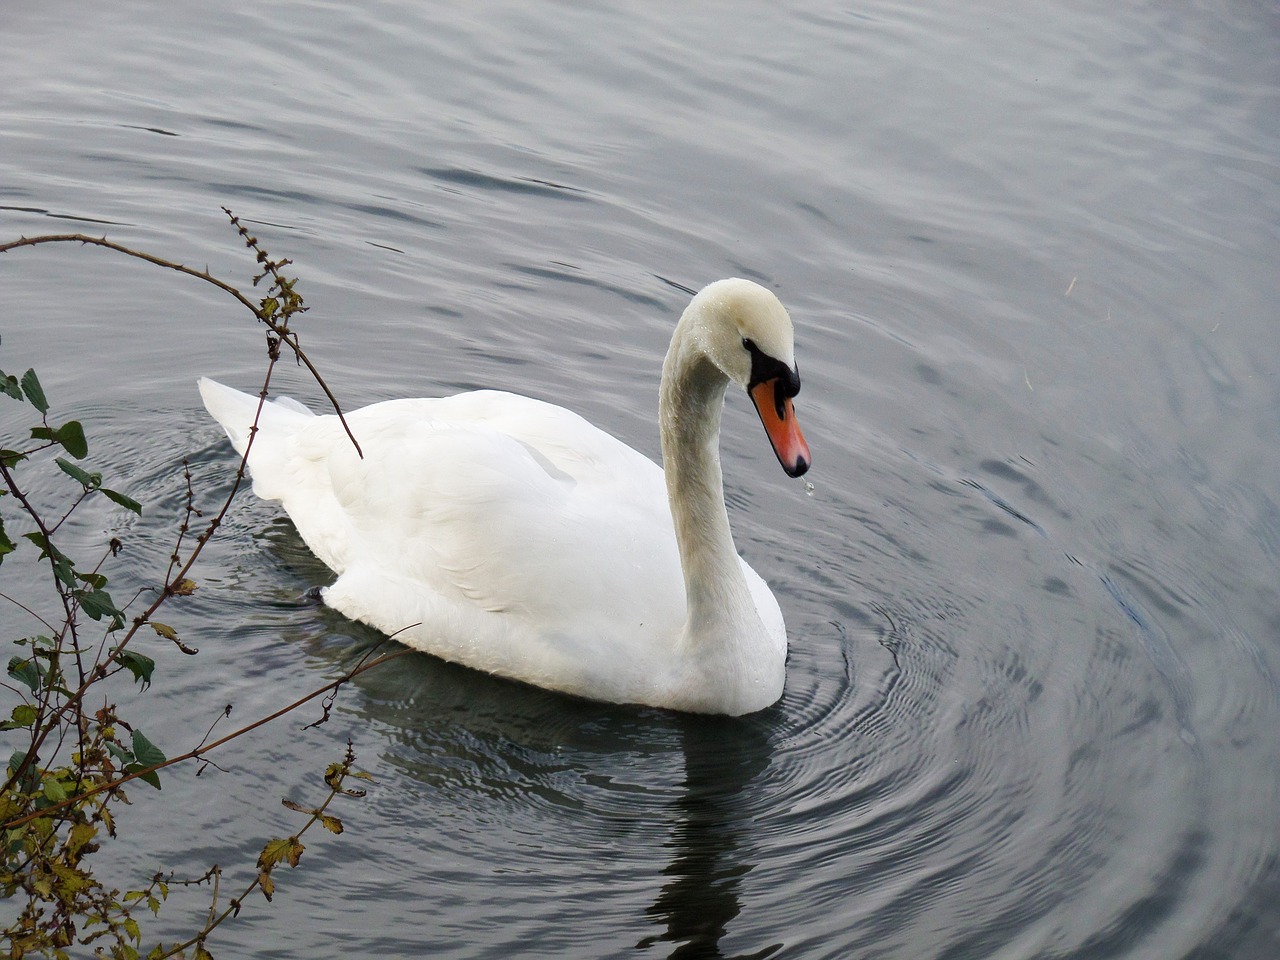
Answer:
2 1 1278 957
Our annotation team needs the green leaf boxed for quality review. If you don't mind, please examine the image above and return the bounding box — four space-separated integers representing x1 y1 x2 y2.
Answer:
106 741 135 764
102 487 142 515
131 729 166 768
125 763 162 790
7 656 43 694
0 703 38 731
22 532 76 587
55 457 100 488
0 448 26 468
55 420 88 459
0 516 14 565
42 777 68 803
0 373 22 401
114 649 156 689
77 588 124 627
75 570 108 589
32 422 89 458
54 458 140 513
8 748 39 793
52 552 75 588
20 369 48 414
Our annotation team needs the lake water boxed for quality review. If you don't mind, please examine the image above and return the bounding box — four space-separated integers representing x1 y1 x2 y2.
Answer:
2 1 1279 957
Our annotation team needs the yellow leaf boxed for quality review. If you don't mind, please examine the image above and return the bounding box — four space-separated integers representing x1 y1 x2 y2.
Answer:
170 578 197 596
259 869 274 902
67 822 97 855
150 622 179 641
319 814 343 835
50 861 91 895
258 835 304 870
0 794 21 820
257 837 291 870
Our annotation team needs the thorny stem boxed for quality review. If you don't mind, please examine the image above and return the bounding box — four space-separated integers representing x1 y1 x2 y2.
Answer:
163 459 200 589
0 454 87 768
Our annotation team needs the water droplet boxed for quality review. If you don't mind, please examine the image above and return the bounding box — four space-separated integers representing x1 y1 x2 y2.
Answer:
804 480 815 497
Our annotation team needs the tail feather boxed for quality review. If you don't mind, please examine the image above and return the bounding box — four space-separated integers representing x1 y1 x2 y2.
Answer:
198 377 315 500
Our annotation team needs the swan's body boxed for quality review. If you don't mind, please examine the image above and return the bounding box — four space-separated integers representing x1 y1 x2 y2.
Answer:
200 278 810 715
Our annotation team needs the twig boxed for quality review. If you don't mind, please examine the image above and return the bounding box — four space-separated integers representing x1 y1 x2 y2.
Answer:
0 229 362 456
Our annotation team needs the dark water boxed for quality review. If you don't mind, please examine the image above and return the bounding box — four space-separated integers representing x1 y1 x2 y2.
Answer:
2 1 1278 957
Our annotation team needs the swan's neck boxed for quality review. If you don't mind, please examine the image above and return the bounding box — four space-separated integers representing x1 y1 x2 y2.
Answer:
659 321 773 705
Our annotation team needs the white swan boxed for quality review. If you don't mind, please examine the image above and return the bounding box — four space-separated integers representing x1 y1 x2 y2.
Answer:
199 278 810 715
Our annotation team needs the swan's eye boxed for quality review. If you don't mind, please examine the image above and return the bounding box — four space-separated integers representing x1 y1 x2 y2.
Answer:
742 337 754 351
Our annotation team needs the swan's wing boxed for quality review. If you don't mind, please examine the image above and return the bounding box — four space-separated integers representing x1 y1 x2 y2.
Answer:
407 390 660 490
277 391 687 647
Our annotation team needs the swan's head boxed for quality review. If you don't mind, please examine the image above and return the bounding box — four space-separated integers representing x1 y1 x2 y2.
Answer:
687 278 812 478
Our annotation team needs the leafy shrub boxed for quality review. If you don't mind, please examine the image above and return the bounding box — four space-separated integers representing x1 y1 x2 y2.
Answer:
1 213 393 959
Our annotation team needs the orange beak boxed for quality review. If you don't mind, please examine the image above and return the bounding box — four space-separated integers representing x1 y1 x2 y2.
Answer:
749 378 811 477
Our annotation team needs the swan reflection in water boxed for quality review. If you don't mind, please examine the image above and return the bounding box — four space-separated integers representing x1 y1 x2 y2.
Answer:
640 716 782 959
